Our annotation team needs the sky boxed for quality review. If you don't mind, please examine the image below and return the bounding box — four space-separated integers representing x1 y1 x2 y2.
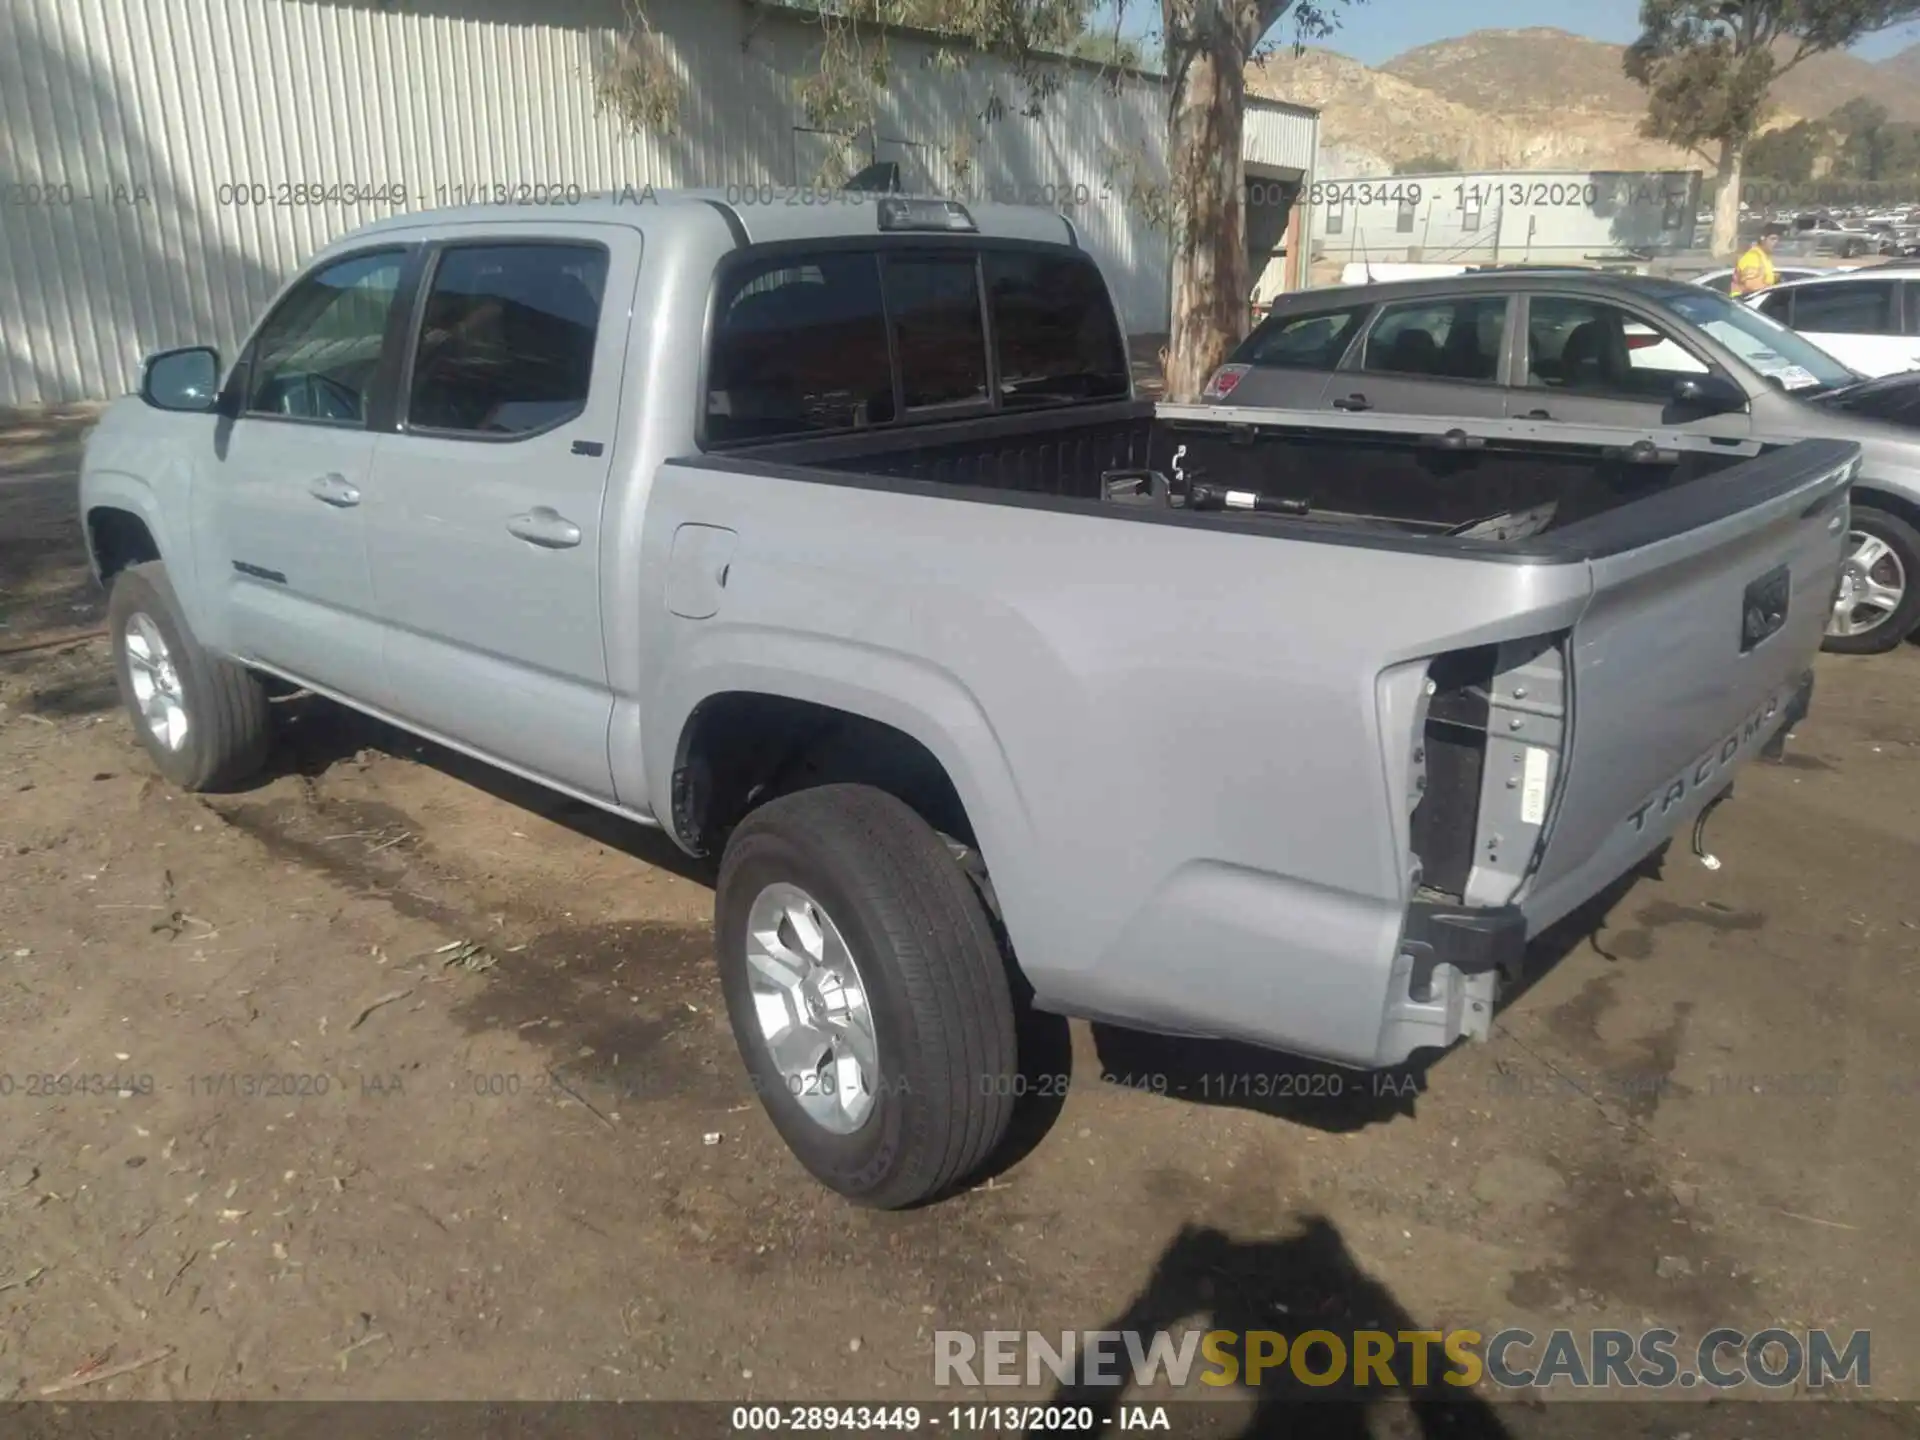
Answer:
1094 1 1920 66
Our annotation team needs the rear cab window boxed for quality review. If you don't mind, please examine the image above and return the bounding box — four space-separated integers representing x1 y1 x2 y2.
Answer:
702 244 1128 448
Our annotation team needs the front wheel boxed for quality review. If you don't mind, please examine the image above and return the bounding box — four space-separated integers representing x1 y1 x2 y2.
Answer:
1823 506 1920 655
714 784 1018 1208
108 561 272 791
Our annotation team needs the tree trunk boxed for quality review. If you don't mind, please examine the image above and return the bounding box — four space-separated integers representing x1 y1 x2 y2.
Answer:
1163 2 1259 402
1711 137 1745 260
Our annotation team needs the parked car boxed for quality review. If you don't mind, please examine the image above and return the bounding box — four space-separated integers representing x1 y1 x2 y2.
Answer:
1206 271 1920 651
1742 267 1920 378
1690 264 1824 293
1815 370 1920 429
82 194 1845 1206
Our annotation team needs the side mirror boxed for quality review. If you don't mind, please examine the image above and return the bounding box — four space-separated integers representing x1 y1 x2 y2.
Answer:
1671 373 1746 415
141 346 222 413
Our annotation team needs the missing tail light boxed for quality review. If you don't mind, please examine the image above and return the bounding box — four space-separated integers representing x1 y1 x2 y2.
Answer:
1201 364 1249 401
1408 634 1569 907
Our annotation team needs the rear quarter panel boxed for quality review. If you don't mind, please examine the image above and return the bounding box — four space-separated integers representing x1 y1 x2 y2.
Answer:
639 461 1594 1065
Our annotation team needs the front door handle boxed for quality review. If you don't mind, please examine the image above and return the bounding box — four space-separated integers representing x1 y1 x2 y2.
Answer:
507 506 582 550
307 473 361 507
1330 393 1372 412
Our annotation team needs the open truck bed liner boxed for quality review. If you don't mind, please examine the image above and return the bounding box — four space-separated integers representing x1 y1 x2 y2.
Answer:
727 398 1820 560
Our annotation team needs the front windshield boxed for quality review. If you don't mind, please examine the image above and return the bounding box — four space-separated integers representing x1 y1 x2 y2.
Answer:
1660 288 1858 393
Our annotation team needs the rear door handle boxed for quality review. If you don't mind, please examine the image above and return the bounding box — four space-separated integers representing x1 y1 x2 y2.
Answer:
307 473 361 507
1331 394 1372 412
507 506 582 549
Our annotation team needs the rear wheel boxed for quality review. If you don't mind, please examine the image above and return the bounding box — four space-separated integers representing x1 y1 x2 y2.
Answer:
108 561 271 791
1823 507 1920 655
714 784 1017 1208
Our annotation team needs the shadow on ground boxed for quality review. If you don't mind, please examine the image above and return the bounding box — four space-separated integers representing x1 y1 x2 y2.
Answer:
255 693 714 886
1037 1216 1513 1438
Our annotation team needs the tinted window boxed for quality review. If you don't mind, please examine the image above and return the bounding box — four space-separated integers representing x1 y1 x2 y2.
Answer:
406 244 608 436
1757 290 1794 324
983 251 1129 405
883 256 989 412
1362 297 1506 381
1790 280 1898 335
705 254 893 444
246 251 404 423
1525 296 1708 397
1238 305 1368 369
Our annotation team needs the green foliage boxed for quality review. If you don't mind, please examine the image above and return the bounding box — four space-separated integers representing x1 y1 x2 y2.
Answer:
1394 152 1458 175
1747 101 1920 196
1624 0 1920 157
1829 97 1920 183
1747 119 1826 183
590 2 687 138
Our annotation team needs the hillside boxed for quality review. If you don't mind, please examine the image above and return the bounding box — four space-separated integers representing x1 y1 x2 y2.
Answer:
1256 27 1920 178
1247 45 1692 175
1381 27 1920 124
1882 41 1920 89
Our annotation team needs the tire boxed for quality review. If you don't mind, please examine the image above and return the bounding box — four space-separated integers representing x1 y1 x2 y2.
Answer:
715 783 1017 1208
1823 506 1920 655
108 561 271 791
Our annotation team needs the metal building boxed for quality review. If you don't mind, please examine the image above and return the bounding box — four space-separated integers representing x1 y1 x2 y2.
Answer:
1307 169 1703 270
0 0 1320 408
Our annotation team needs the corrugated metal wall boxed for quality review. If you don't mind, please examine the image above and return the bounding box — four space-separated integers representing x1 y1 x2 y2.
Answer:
0 0 1320 407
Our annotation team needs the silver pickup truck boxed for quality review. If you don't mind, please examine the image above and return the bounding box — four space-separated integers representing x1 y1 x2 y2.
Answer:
80 193 1853 1206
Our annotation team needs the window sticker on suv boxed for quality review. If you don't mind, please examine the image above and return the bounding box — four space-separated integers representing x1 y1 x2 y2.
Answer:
1757 362 1821 391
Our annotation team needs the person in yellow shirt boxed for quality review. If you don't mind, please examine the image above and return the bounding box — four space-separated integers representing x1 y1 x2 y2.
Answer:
1732 223 1786 295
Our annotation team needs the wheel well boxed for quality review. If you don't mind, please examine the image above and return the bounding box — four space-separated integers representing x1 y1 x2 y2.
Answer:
672 693 976 858
1851 485 1920 537
87 507 160 580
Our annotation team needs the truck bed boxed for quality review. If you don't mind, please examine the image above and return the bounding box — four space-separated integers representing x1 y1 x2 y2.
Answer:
662 402 1851 1066
728 399 1778 553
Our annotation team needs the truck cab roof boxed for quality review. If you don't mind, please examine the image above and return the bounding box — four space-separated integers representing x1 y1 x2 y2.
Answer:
342 188 1083 251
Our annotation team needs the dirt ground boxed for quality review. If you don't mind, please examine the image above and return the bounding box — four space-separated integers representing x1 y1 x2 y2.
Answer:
4 411 1920 1433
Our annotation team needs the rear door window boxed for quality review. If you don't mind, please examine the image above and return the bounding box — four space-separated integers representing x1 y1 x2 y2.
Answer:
406 243 609 436
1360 296 1507 381
705 254 894 444
1237 305 1369 370
1789 280 1899 335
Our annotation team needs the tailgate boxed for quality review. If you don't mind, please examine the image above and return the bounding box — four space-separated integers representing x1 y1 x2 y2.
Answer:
1518 439 1855 932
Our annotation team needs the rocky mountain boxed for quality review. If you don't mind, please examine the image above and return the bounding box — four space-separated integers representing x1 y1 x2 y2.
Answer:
1251 27 1920 177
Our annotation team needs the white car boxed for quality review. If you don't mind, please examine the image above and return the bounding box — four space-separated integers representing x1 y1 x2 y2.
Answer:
1742 268 1920 378
1690 264 1825 293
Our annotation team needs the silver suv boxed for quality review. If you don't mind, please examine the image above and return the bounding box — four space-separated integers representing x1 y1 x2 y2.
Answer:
1207 272 1920 652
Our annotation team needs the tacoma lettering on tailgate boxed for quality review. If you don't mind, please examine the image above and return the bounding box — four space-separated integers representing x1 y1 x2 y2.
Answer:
1626 693 1782 835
